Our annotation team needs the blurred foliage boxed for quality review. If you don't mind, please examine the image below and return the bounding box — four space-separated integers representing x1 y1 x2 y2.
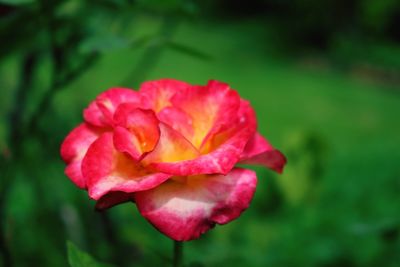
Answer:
210 0 400 44
67 241 114 267
1 0 400 266
277 131 328 206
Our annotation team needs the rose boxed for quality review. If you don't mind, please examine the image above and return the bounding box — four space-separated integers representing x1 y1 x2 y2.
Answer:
61 79 286 241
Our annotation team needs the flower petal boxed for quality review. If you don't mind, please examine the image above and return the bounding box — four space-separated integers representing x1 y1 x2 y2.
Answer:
145 100 256 176
135 168 257 241
60 123 102 188
141 123 200 165
157 106 194 142
82 132 171 200
95 191 135 211
83 88 142 127
200 98 256 154
171 80 241 148
139 79 190 112
113 126 143 160
113 104 160 160
240 133 287 173
83 101 107 127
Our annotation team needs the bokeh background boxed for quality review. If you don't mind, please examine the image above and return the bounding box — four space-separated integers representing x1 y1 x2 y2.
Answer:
1 0 400 266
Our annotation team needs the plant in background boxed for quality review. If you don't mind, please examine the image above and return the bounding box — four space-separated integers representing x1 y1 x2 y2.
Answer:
60 79 285 265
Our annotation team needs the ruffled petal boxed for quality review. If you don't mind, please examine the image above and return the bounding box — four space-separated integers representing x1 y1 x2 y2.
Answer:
145 100 256 176
82 133 171 200
113 104 160 160
113 126 143 160
83 101 107 127
200 98 256 153
240 133 287 173
83 88 142 127
171 80 241 148
135 168 257 241
141 123 200 165
157 106 194 142
60 123 103 188
139 79 190 112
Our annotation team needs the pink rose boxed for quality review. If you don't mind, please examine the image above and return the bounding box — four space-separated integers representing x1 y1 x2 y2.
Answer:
61 79 286 241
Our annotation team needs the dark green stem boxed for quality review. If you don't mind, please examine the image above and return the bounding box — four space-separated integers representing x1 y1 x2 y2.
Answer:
173 241 183 267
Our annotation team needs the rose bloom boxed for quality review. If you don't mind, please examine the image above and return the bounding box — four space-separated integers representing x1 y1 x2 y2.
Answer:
61 79 286 241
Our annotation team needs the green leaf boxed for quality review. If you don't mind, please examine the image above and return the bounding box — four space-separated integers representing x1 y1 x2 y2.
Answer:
166 41 213 61
0 0 34 5
67 241 114 267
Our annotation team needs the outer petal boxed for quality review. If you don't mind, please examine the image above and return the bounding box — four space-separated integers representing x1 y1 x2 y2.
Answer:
83 88 142 127
139 79 190 112
83 101 107 128
144 100 256 176
95 191 135 211
240 133 287 173
82 132 171 200
113 104 160 160
60 123 102 188
171 80 241 148
135 168 257 241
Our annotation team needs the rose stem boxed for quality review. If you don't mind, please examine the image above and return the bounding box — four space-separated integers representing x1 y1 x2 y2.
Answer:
173 240 183 267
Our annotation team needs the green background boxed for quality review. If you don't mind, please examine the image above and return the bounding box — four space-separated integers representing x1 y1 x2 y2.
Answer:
1 0 399 266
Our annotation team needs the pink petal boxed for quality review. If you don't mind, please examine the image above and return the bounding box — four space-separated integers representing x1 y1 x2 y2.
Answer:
139 79 190 112
113 126 143 160
60 123 103 188
145 100 257 176
171 80 241 148
199 99 256 153
157 106 194 142
141 123 200 165
135 168 257 241
83 88 142 127
113 104 160 160
83 101 108 127
82 132 171 200
240 133 287 173
95 191 135 211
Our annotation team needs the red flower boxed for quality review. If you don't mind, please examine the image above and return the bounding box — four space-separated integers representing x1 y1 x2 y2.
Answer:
61 79 286 241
